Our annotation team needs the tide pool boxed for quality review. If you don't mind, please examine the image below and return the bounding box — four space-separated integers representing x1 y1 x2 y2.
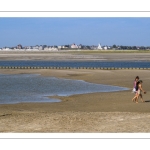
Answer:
0 74 129 104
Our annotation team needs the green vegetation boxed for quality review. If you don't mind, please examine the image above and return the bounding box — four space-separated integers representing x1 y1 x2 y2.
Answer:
59 49 150 54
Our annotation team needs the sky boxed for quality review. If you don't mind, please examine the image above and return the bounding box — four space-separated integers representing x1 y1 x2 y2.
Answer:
0 17 150 48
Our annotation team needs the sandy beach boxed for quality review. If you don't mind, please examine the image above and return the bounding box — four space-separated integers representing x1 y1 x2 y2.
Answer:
0 52 150 132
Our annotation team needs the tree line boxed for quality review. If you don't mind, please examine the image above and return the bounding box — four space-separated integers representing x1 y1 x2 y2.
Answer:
112 45 150 50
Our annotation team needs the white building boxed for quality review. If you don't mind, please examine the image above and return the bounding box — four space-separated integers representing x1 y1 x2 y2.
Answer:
2 47 10 50
39 45 44 50
103 46 107 50
32 46 39 49
98 43 102 49
71 43 78 49
44 46 58 51
58 46 62 49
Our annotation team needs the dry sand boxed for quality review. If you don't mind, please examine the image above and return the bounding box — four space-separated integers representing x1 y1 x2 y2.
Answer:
0 52 150 133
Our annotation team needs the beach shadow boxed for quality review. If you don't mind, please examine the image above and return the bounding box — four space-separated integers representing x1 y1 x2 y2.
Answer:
144 100 150 102
0 113 12 117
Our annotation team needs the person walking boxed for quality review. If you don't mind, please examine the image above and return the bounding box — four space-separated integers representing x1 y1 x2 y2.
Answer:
132 80 146 103
132 76 139 93
132 76 139 102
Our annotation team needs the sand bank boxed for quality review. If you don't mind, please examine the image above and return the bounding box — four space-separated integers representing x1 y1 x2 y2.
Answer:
1 51 150 61
0 68 150 132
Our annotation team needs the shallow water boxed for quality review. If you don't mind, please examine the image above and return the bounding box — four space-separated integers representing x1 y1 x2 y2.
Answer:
0 74 129 104
0 60 150 68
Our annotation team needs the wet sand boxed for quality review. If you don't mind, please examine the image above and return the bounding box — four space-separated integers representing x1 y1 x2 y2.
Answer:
0 68 150 132
0 52 150 132
0 50 150 61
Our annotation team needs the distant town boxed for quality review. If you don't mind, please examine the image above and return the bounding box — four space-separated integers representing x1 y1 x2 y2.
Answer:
0 43 150 51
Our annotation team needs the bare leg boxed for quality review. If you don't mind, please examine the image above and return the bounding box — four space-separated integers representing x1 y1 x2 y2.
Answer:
132 95 137 102
140 94 144 102
135 94 139 103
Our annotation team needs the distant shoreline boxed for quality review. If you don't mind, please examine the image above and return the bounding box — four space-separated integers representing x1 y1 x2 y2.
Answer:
0 49 150 53
0 50 150 61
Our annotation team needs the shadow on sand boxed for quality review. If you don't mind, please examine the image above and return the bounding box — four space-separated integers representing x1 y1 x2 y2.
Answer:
145 100 150 102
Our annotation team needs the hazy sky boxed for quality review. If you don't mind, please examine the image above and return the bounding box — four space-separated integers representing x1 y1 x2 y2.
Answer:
0 17 150 47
